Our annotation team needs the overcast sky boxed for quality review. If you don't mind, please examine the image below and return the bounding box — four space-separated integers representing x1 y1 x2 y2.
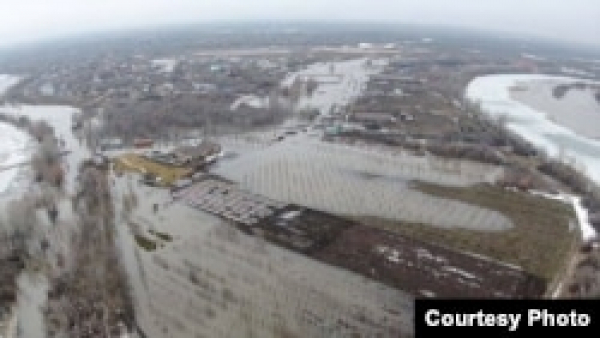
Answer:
0 0 598 48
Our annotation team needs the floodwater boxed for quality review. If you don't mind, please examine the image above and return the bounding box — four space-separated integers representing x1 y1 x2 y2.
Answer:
15 273 48 338
110 59 417 337
1 104 87 195
0 75 33 195
0 123 32 195
214 137 512 231
0 79 89 336
214 59 511 231
111 171 411 337
466 74 600 184
282 58 386 117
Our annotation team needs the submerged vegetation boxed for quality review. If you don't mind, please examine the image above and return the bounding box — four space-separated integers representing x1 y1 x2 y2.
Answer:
149 229 173 242
134 234 158 251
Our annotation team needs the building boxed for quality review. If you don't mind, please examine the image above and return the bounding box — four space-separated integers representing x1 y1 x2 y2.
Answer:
134 138 154 148
173 141 221 166
99 137 124 151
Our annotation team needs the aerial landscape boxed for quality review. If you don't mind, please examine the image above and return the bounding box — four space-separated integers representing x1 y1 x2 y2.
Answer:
0 1 599 337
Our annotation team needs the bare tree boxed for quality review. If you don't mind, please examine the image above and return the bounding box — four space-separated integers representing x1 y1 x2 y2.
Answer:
30 120 55 142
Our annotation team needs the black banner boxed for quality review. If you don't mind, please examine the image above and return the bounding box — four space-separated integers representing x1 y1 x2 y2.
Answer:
416 299 599 337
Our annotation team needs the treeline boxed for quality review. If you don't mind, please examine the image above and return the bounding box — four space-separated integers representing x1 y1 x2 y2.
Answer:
99 92 290 142
45 164 133 335
552 82 600 101
334 131 507 165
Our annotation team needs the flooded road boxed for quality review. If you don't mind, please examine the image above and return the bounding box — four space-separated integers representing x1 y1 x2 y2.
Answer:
286 58 385 120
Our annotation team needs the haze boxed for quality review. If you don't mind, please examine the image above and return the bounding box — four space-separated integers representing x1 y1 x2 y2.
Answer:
0 0 599 48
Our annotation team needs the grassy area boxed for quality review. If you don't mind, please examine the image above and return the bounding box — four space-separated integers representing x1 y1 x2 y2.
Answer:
356 182 577 281
134 234 157 251
149 229 173 242
113 154 192 186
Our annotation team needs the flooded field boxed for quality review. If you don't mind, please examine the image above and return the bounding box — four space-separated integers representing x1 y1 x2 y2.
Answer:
112 173 412 337
214 137 511 231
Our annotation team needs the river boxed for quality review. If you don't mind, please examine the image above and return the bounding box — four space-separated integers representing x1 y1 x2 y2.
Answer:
466 74 600 184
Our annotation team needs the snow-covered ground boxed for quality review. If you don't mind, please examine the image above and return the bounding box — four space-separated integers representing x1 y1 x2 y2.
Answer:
466 74 600 184
530 190 597 241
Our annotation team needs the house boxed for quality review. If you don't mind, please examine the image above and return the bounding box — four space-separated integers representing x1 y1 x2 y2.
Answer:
134 138 154 148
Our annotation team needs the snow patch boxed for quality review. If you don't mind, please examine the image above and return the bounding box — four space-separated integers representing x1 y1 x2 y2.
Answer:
530 190 597 241
416 248 447 263
376 245 402 264
441 266 480 281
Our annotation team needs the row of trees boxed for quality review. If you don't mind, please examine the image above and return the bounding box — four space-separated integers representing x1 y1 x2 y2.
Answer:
0 112 133 334
98 91 292 143
45 165 133 336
